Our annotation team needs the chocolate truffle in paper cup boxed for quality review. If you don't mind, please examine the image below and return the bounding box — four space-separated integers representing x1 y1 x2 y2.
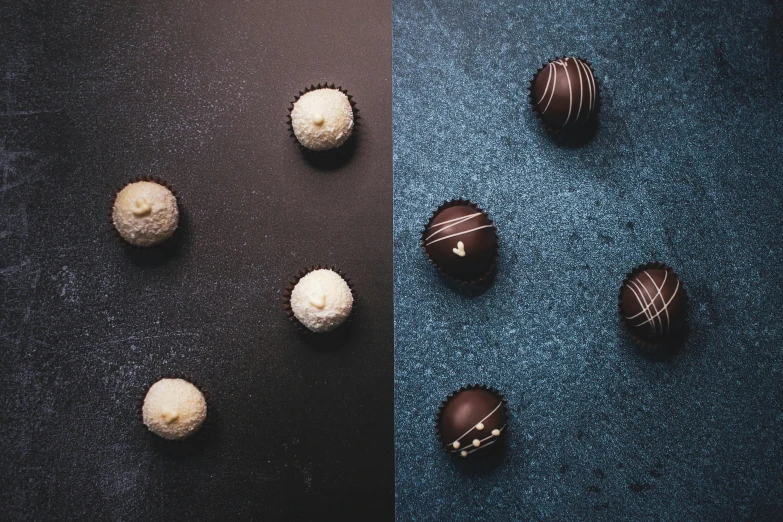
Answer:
142 378 207 441
618 263 688 347
290 85 354 151
422 200 498 283
530 57 598 130
287 267 354 333
436 385 508 459
112 179 178 247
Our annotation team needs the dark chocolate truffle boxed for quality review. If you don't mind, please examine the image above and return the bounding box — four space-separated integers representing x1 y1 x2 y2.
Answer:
530 57 597 129
423 201 497 282
437 386 508 458
619 265 687 343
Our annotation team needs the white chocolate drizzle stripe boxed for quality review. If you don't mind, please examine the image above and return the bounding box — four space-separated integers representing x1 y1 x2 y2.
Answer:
448 425 506 453
563 59 573 126
628 281 657 334
447 401 503 448
645 271 668 332
430 212 482 228
637 279 678 331
625 271 681 335
426 213 483 240
642 272 666 333
425 225 494 246
630 278 661 334
626 270 667 322
536 64 553 105
639 275 664 333
464 439 496 455
640 278 663 334
539 58 596 122
577 59 594 113
573 58 583 124
629 278 680 333
542 62 558 114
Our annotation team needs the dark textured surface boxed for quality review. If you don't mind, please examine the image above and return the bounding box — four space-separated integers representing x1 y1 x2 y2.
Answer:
0 2 392 520
393 0 783 520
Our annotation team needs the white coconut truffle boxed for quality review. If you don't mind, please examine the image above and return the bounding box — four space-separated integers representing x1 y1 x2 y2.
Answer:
112 181 178 247
290 88 354 151
290 269 354 333
142 378 206 440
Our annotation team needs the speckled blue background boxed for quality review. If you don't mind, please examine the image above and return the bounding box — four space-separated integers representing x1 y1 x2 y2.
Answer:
393 1 783 520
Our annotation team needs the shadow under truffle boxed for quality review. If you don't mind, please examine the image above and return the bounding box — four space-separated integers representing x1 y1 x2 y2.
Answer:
551 114 600 148
122 205 190 267
620 321 691 363
300 134 358 171
449 441 507 475
296 312 359 351
439 267 497 297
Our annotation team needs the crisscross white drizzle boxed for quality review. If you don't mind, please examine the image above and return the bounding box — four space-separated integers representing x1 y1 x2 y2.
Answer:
625 271 680 335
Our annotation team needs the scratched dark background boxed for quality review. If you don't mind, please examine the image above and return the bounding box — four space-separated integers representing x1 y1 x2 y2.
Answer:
0 1 392 520
393 0 783 520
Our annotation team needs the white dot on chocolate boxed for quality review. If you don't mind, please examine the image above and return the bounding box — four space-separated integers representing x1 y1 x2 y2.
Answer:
452 441 460 450
460 450 468 457
472 439 480 447
476 422 484 431
491 429 500 437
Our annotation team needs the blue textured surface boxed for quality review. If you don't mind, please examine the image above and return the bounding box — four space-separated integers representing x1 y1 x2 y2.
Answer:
393 1 783 520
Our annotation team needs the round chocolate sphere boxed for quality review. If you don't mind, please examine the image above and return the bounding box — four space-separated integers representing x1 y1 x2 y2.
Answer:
437 386 507 458
620 265 687 343
531 57 597 129
423 202 497 281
